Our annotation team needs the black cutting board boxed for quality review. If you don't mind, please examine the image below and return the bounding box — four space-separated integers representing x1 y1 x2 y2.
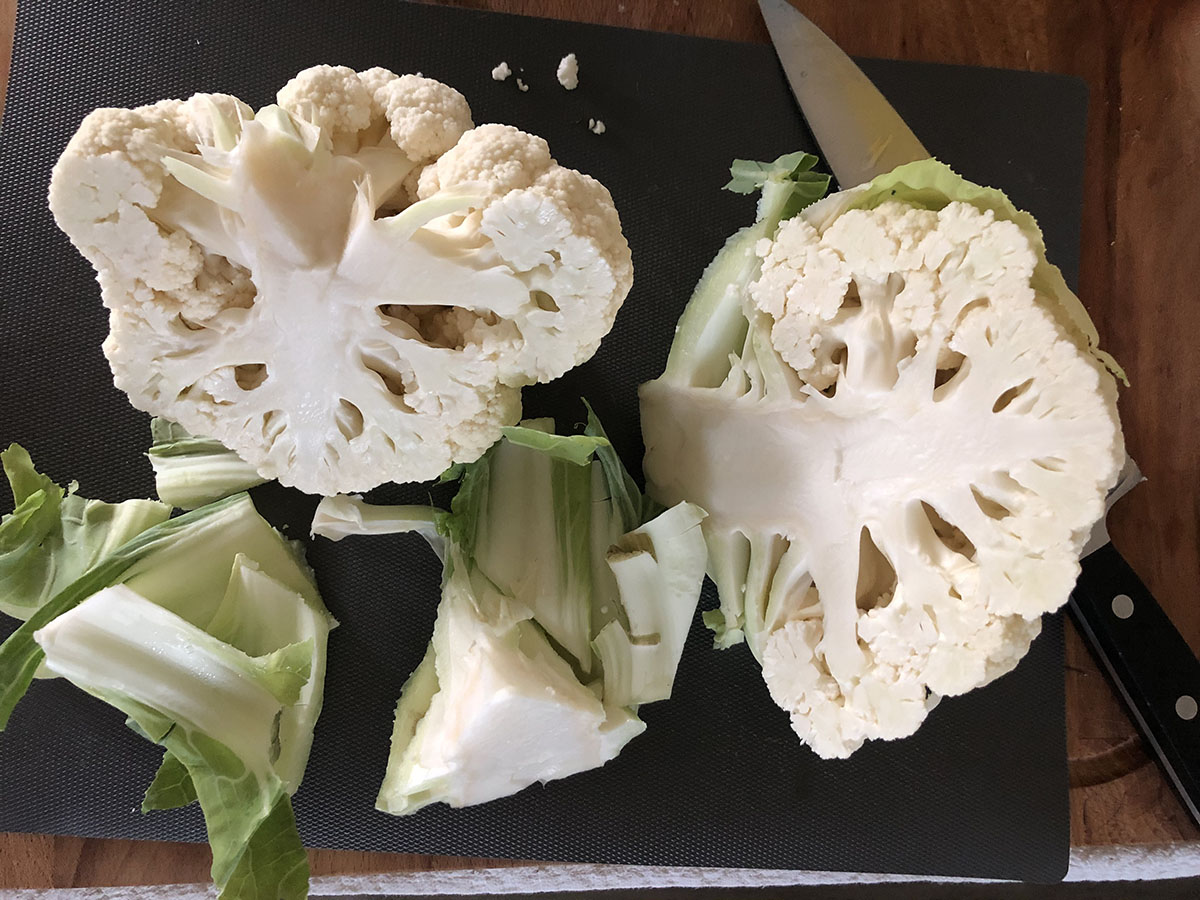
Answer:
0 0 1088 882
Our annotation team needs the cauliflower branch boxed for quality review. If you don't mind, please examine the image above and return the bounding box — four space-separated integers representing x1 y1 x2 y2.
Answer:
49 65 632 495
640 158 1123 758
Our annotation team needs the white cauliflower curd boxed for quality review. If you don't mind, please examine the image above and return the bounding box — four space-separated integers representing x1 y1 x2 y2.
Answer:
640 157 1123 758
49 65 632 496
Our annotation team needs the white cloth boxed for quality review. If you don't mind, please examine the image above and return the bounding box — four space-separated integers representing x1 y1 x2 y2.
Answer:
2 842 1198 898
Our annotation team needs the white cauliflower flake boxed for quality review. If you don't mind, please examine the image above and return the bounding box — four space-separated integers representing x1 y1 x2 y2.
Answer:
556 53 579 90
50 65 633 496
491 61 512 82
588 118 607 135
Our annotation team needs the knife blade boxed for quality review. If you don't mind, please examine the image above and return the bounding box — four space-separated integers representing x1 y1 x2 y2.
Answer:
758 0 928 188
760 0 1200 824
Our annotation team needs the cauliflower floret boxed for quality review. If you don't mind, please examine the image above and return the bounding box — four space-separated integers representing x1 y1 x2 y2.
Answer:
50 65 632 496
59 98 193 180
48 98 201 296
424 126 633 382
374 74 473 162
356 65 400 117
424 123 552 201
536 165 632 287
277 64 373 140
641 161 1123 758
763 618 934 759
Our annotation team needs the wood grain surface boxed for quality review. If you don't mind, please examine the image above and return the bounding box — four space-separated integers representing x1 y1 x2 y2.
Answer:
1 0 1198 889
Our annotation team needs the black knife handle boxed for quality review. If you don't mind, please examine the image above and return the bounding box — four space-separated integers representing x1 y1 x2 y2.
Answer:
1069 543 1200 824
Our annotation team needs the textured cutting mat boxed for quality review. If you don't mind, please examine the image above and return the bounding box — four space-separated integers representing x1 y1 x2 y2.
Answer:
0 0 1089 882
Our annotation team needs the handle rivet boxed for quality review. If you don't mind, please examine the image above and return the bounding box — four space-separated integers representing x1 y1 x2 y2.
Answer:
1176 695 1198 721
1111 594 1134 619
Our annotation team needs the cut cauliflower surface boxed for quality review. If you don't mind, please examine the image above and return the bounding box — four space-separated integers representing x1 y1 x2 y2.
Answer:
378 550 646 814
49 65 632 496
640 158 1123 759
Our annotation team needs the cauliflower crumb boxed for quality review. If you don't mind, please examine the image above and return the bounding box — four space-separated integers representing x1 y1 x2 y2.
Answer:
516 77 529 93
491 61 512 82
588 118 607 135
556 54 579 90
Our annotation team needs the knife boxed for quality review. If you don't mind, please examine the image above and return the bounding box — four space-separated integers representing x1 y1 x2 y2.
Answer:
759 0 1200 825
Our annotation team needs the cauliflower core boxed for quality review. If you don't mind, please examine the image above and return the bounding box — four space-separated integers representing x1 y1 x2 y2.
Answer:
49 65 632 495
641 183 1122 759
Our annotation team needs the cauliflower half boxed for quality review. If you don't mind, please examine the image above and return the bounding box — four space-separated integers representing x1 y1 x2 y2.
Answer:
49 65 633 495
640 159 1123 759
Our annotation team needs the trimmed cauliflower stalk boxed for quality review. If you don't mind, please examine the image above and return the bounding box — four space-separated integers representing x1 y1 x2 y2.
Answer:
312 409 708 813
49 65 632 496
640 157 1124 759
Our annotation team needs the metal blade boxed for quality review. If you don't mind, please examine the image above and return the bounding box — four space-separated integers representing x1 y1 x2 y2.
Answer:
758 0 929 186
1084 455 1146 557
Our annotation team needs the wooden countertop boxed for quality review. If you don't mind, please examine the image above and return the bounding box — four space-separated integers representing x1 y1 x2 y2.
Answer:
2 0 1197 889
